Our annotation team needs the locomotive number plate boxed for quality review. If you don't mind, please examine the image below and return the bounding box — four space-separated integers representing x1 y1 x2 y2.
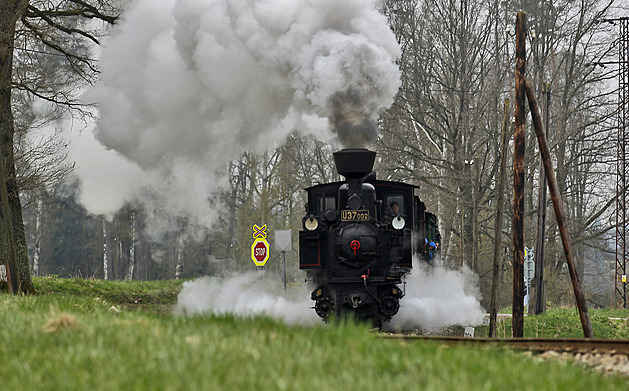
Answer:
341 210 370 221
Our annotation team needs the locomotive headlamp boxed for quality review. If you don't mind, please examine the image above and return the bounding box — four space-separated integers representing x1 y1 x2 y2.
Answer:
392 216 405 230
304 216 319 231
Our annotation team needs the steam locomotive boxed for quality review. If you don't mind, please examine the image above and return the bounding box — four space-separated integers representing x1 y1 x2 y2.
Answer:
299 148 440 326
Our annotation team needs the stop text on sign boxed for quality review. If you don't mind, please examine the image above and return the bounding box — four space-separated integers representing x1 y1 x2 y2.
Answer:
251 224 270 267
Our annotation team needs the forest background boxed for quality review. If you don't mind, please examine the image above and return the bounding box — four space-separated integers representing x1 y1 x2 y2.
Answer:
3 0 626 312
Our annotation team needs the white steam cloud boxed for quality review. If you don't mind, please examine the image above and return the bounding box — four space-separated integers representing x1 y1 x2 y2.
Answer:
175 272 319 326
176 263 485 331
77 0 400 220
386 263 485 331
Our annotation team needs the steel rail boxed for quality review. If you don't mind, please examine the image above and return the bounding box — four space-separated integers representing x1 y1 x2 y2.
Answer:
380 335 629 355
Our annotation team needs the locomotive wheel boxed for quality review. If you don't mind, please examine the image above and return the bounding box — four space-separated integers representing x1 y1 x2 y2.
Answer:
315 298 334 319
379 296 400 317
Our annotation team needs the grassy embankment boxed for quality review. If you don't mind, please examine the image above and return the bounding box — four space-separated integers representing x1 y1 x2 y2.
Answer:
475 306 629 339
0 276 627 390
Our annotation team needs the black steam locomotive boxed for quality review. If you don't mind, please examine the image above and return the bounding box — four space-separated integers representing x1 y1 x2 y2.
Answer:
299 148 439 325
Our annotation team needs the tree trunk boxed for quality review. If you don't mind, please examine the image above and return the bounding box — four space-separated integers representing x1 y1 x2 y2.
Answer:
32 195 42 276
175 231 184 280
102 218 108 280
489 99 510 338
126 211 135 280
0 0 34 293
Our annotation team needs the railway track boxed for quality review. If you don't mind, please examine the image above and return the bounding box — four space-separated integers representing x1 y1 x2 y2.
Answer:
381 335 629 355
381 335 629 376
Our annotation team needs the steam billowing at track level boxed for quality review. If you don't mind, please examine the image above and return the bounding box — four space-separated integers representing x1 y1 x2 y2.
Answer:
175 265 485 331
75 0 401 223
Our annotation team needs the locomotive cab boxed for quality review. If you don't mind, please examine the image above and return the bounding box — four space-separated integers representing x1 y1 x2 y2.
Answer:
299 148 438 326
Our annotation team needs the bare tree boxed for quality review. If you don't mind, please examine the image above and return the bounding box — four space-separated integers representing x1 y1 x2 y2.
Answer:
380 0 504 272
379 0 619 309
520 0 617 303
209 134 337 275
0 0 119 292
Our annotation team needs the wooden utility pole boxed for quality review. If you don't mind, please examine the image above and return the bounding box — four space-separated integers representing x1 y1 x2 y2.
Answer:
489 99 510 338
525 80 593 338
512 11 526 338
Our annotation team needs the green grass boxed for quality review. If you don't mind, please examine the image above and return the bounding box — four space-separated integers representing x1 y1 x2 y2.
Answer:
33 276 183 309
475 307 629 339
0 277 627 390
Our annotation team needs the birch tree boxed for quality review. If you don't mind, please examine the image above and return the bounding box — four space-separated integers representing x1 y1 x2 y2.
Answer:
31 193 42 275
102 217 108 280
126 211 135 280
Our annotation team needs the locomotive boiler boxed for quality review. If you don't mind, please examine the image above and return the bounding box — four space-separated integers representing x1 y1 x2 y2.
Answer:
299 148 439 326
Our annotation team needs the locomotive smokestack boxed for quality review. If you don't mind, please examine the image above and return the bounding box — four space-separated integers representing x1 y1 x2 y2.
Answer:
333 148 376 179
334 149 376 210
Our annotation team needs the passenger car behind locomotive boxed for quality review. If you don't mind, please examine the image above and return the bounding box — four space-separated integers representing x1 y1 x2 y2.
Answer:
299 148 439 325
